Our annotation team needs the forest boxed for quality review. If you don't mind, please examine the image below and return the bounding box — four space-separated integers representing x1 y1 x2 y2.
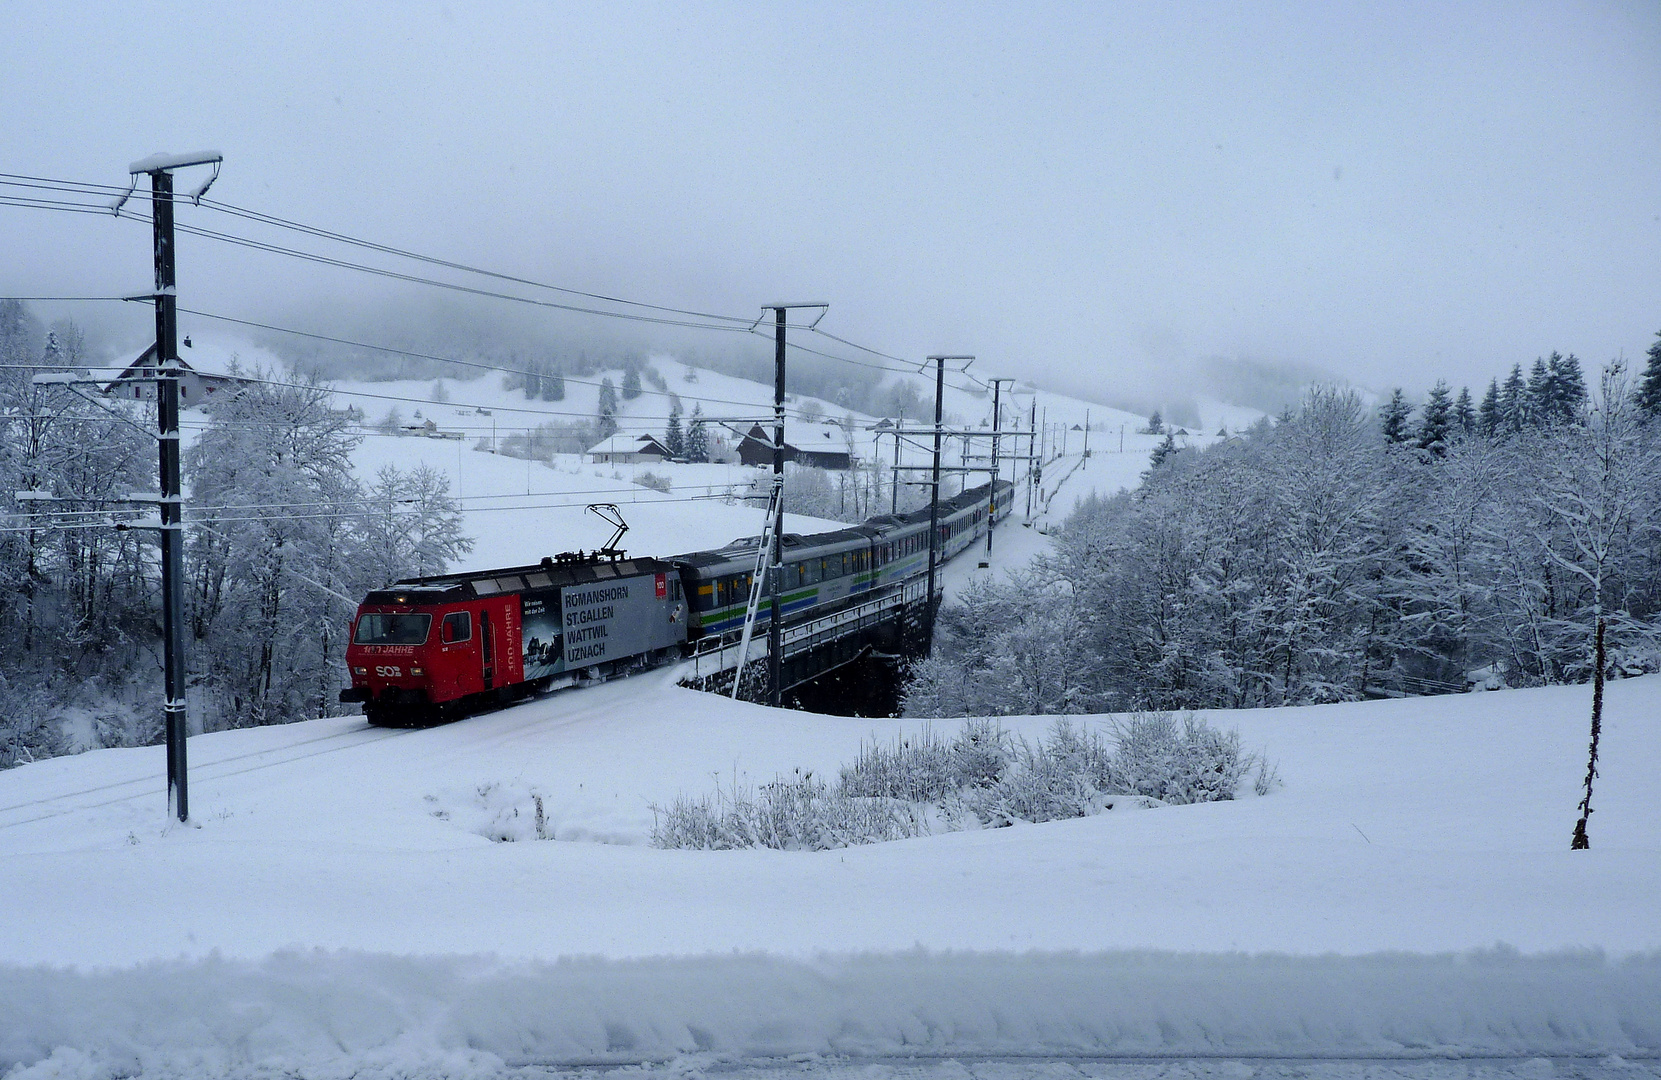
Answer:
906 346 1661 716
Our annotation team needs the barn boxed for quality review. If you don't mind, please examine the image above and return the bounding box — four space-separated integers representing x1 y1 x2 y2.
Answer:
736 422 856 470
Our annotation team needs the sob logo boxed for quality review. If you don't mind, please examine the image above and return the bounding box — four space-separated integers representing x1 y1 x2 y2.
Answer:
375 665 402 677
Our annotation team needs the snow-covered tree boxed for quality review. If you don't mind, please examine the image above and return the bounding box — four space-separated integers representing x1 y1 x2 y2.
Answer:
1453 386 1476 435
686 404 709 463
1477 379 1502 437
1499 364 1528 433
1146 431 1179 470
186 375 365 726
1633 331 1661 420
1416 380 1454 457
1379 389 1412 444
597 377 618 440
664 406 685 459
359 464 473 587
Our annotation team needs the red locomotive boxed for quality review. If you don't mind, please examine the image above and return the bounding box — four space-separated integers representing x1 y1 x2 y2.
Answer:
341 553 687 726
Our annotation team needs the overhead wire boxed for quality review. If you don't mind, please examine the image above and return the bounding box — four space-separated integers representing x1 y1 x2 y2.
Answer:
4 174 1006 403
170 307 773 412
0 490 768 535
6 480 763 519
195 195 758 326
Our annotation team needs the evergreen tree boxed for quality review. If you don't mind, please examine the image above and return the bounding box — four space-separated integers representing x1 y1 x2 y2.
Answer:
687 404 709 463
1453 385 1476 435
597 377 618 440
1379 389 1412 444
542 368 565 402
1500 364 1527 433
664 406 685 459
1526 357 1551 425
1547 352 1587 421
1147 431 1179 469
1145 409 1164 435
1477 379 1502 437
1636 331 1661 419
621 365 642 401
1416 380 1454 457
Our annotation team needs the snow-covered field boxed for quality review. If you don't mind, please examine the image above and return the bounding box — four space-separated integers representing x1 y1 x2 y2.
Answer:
2 669 1657 1073
5 339 1655 1076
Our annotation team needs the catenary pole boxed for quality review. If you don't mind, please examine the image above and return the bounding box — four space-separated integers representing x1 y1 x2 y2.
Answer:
132 150 221 823
762 303 826 707
924 355 972 642
890 409 902 514
986 378 1013 558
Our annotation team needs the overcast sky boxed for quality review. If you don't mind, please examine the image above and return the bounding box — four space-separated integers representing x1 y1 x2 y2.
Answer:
4 1 1659 407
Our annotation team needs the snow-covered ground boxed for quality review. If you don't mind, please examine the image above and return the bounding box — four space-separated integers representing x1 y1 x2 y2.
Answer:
5 338 1655 1076
2 669 1656 1071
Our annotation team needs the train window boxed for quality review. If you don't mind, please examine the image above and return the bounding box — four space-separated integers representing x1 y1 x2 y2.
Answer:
525 572 552 588
353 613 431 645
441 611 471 643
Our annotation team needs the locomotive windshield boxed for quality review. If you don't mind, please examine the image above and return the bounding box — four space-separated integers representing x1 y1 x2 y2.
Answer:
353 613 432 645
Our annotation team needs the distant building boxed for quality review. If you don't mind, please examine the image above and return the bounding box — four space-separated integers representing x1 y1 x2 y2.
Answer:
586 432 673 465
102 343 252 405
737 422 856 470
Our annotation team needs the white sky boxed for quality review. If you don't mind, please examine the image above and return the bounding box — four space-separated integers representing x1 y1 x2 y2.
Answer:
3 1 1659 404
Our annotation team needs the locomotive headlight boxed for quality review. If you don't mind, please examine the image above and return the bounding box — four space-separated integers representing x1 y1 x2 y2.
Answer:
409 665 425 676
352 666 368 676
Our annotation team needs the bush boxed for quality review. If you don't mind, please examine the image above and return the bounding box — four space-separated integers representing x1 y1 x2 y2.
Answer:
634 471 672 494
654 715 1269 849
1109 712 1251 804
651 771 925 851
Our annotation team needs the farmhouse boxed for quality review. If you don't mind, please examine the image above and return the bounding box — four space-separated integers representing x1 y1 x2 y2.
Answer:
736 422 857 470
586 432 674 465
102 342 253 405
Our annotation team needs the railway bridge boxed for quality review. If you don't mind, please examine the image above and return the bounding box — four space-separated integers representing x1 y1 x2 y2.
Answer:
678 575 938 705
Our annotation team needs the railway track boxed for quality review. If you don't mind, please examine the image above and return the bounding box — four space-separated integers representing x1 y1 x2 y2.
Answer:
0 722 411 831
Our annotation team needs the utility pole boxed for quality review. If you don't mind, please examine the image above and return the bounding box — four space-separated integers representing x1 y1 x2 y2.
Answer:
985 378 1014 559
132 150 221 824
890 409 902 514
1026 398 1038 519
1084 409 1091 457
761 303 826 707
924 355 972 640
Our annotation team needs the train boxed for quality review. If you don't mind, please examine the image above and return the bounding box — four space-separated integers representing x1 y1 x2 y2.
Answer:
341 478 1015 725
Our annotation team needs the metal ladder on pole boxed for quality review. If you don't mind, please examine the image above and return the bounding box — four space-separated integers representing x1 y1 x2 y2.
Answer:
729 477 782 700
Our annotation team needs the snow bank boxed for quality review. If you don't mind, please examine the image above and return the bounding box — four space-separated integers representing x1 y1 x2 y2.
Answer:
2 949 1657 1077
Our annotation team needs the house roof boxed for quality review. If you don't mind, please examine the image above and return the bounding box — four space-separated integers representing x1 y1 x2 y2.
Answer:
102 341 251 393
742 422 858 455
586 432 671 457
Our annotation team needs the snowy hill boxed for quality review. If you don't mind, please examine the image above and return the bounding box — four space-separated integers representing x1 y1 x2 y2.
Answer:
172 332 1196 573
